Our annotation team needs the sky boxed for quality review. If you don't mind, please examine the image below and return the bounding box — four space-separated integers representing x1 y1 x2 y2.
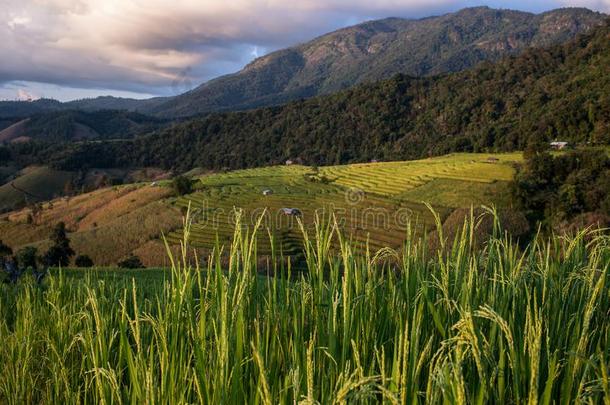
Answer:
1 0 608 102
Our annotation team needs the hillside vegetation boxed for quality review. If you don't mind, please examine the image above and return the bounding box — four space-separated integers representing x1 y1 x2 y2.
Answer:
0 165 172 212
0 153 520 266
13 21 608 173
0 110 167 143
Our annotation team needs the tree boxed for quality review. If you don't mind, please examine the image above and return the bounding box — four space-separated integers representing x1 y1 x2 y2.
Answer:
75 255 94 268
512 148 610 229
42 222 75 267
523 137 547 161
118 254 144 269
16 247 38 270
172 175 194 196
0 240 13 267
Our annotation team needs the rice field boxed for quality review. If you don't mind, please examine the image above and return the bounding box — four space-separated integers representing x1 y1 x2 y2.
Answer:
0 211 608 403
168 153 520 256
0 153 520 265
319 153 520 199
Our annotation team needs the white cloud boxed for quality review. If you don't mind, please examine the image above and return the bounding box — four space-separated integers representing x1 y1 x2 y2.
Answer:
0 0 607 99
16 88 40 101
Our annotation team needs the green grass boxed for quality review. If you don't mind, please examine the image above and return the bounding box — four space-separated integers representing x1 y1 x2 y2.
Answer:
56 267 171 282
0 211 608 403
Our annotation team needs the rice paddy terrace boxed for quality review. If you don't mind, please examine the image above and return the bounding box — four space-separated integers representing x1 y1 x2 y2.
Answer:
168 153 521 257
0 152 522 266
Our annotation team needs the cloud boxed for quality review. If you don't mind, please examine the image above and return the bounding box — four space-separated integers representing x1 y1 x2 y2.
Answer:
0 0 608 99
16 88 40 101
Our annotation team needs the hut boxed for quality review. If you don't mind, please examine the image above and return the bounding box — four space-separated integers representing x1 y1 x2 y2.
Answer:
550 141 570 150
280 208 302 216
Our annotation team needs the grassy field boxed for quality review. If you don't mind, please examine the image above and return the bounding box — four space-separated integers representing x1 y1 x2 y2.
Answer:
0 213 608 403
0 153 521 266
0 166 74 211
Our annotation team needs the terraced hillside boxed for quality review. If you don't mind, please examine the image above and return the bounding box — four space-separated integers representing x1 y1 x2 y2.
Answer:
0 153 522 266
167 153 522 256
320 153 520 205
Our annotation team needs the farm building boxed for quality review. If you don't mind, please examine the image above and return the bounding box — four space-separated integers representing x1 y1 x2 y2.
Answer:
286 157 304 165
280 208 301 216
550 141 570 150
262 189 273 196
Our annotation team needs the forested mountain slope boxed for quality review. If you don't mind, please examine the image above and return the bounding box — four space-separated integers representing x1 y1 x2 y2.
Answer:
0 110 167 143
148 7 606 117
22 20 608 172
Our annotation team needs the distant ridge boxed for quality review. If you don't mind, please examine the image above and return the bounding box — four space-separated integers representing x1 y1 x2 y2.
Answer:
147 6 606 117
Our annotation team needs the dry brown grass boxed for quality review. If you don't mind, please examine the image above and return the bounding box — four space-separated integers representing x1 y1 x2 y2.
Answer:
0 184 181 266
77 185 172 231
67 202 182 265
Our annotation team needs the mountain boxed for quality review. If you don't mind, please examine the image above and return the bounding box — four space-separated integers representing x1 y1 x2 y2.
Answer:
0 7 604 120
17 20 608 172
0 97 168 119
147 6 606 117
65 96 168 113
0 110 167 143
0 99 64 119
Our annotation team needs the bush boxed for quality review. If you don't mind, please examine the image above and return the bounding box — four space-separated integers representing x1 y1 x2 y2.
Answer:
118 254 144 269
512 149 610 227
172 175 194 196
16 247 38 270
75 255 94 268
42 222 75 267
555 212 610 236
0 240 12 261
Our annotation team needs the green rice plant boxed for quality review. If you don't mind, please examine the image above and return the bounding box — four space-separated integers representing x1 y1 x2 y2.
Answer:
0 209 608 404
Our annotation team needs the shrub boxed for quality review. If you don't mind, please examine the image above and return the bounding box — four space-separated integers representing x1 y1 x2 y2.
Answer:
0 240 12 261
42 222 75 267
74 255 94 268
555 211 610 236
16 246 38 270
118 254 144 269
172 175 194 196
